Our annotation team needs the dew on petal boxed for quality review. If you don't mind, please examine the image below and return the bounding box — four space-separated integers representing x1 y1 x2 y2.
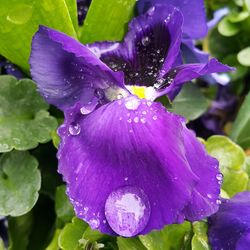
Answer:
152 115 158 121
89 218 100 229
140 117 146 124
125 97 141 110
105 186 151 237
134 117 139 123
68 122 81 136
216 173 223 182
80 106 92 115
141 36 150 46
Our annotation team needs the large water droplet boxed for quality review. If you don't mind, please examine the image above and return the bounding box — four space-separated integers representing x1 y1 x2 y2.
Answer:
7 4 33 25
141 36 150 46
69 122 81 136
125 97 141 111
105 186 151 237
80 106 92 115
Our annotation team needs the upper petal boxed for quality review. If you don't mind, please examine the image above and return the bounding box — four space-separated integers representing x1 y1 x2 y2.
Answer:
137 0 208 39
29 26 126 111
57 96 220 236
89 5 183 87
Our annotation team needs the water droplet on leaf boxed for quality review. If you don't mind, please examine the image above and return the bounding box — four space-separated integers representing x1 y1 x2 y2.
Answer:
6 4 33 25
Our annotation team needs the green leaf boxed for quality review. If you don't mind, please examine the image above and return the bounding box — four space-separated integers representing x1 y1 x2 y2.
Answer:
55 185 75 224
237 47 250 66
231 91 250 148
58 217 88 250
228 11 249 22
0 237 4 250
8 212 33 250
0 0 77 72
80 0 136 43
139 222 192 250
218 16 240 36
65 0 78 32
0 76 58 152
117 238 147 250
206 136 248 196
167 83 209 121
191 222 210 250
45 229 61 250
0 151 41 216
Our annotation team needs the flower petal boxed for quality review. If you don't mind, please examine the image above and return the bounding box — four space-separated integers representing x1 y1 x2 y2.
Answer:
137 0 208 39
58 96 220 236
155 58 234 100
89 5 183 87
208 192 250 250
30 26 126 111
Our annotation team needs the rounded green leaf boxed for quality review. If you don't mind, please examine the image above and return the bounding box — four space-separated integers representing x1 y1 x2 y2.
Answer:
168 83 209 121
218 16 240 37
0 150 41 216
0 75 57 152
206 136 248 196
237 47 250 66
55 185 75 223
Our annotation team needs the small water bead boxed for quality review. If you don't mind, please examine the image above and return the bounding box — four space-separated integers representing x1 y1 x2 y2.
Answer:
105 186 151 237
69 122 81 136
89 218 100 229
134 117 139 123
216 173 223 182
141 36 151 46
125 97 141 111
152 115 158 121
207 194 212 199
147 6 155 16
216 199 222 205
140 117 146 124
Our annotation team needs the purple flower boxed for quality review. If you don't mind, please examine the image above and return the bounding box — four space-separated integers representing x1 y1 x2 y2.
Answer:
29 5 229 236
77 0 91 26
0 56 23 79
208 192 250 250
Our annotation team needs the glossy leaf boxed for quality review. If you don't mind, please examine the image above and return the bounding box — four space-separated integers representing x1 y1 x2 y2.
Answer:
80 0 136 43
55 185 75 224
167 83 209 121
237 47 250 66
139 222 192 250
0 0 77 72
58 217 88 250
8 213 33 250
0 151 41 216
206 136 248 196
191 222 210 250
218 16 240 36
117 238 147 250
0 76 57 153
231 91 250 148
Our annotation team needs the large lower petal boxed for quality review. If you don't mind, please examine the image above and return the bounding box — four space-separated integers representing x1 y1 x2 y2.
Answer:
137 0 208 39
89 5 183 86
208 192 250 250
30 26 126 111
58 95 220 236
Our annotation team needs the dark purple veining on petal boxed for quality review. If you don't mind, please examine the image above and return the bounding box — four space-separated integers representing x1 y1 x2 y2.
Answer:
208 192 250 250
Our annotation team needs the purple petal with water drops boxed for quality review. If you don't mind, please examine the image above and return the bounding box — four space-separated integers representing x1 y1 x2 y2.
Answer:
154 58 234 100
57 95 221 236
137 0 208 39
208 192 250 250
29 26 127 111
0 56 23 79
89 5 183 87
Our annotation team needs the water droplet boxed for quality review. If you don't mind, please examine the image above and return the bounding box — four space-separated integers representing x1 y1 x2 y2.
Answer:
216 173 223 181
105 186 151 237
152 115 157 120
117 94 123 99
146 101 152 107
69 122 81 136
134 117 139 123
141 36 150 46
89 218 100 229
7 4 33 25
207 194 212 199
147 6 155 16
80 106 92 115
124 177 128 181
125 97 141 110
140 117 146 124
216 199 222 205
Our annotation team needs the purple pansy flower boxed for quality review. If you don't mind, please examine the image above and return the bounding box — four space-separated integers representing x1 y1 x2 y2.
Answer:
208 192 250 250
29 5 230 237
0 56 23 79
